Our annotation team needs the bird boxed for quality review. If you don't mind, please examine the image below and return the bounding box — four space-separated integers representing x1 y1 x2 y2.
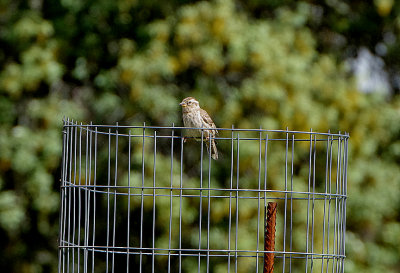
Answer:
179 97 219 160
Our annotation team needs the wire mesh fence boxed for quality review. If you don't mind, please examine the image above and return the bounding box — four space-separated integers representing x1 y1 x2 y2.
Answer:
58 119 349 273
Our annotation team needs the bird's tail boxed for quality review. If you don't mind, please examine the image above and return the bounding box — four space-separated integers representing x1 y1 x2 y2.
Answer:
206 139 218 160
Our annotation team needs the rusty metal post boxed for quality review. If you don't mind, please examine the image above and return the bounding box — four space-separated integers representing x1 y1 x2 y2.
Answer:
264 202 277 273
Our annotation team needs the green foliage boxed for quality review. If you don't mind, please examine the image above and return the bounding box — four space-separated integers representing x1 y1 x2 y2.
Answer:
0 0 399 272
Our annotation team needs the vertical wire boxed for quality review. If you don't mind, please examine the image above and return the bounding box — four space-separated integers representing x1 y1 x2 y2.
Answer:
228 126 234 272
207 131 212 272
337 135 343 273
83 124 90 273
338 136 344 273
198 129 204 273
78 123 82 273
58 118 67 273
72 121 78 273
321 134 330 273
235 133 240 273
342 135 348 273
67 122 74 273
127 130 132 272
66 119 71 273
283 130 289 273
311 135 317 272
106 128 111 273
263 134 269 270
168 125 175 273
112 123 119 273
326 133 333 273
342 135 349 273
336 136 341 273
290 134 295 272
338 135 344 273
64 118 70 273
332 132 341 273
305 129 313 273
58 119 63 273
152 131 157 273
91 127 98 273
338 136 343 273
338 136 344 272
139 123 145 273
179 137 184 273
256 130 262 272
87 124 93 273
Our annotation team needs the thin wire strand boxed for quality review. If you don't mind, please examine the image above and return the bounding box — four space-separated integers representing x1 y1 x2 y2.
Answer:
106 128 111 273
67 122 74 273
112 124 118 273
290 134 295 272
321 134 330 273
140 123 145 273
59 119 67 273
306 129 313 273
235 133 240 273
72 121 77 273
78 123 82 273
179 137 184 273
207 133 212 272
326 132 334 273
256 130 262 272
83 124 89 273
126 130 131 272
59 244 345 259
92 127 97 273
342 135 349 273
283 130 289 273
332 132 341 273
63 123 349 138
311 135 317 272
198 129 204 273
168 125 174 273
263 134 269 272
152 131 157 273
228 126 234 272
65 121 73 273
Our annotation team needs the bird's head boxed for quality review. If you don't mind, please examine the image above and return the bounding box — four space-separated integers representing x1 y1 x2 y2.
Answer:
179 97 200 111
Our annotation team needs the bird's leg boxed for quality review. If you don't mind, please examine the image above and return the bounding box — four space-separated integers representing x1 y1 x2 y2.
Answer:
204 130 210 141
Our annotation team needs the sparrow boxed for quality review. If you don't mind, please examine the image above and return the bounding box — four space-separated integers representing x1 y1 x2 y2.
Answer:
179 97 219 160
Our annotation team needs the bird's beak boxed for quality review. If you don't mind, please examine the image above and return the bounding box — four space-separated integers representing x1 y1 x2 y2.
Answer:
180 102 186 107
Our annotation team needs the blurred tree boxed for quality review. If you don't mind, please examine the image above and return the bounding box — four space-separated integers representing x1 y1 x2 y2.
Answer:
0 0 399 272
237 0 400 95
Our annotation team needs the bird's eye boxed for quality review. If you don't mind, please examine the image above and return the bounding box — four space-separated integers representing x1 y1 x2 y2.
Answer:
188 101 191 105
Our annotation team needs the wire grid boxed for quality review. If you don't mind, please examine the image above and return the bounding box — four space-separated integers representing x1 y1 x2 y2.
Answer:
58 119 349 273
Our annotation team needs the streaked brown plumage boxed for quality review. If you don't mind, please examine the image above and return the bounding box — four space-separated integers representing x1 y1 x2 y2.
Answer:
179 97 218 160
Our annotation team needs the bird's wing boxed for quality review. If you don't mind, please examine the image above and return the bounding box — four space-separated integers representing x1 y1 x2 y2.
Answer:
200 108 218 135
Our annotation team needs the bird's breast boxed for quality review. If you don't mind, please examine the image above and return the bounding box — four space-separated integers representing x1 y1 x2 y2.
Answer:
183 111 204 137
183 112 203 128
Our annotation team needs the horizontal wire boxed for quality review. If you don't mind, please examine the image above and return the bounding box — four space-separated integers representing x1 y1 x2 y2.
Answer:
63 121 350 138
58 242 346 259
61 181 347 199
62 126 344 142
63 130 343 142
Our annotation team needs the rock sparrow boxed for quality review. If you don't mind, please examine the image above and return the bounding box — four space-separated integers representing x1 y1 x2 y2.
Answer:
179 97 218 160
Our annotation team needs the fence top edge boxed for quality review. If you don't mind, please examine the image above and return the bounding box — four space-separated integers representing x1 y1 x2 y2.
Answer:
62 119 350 138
